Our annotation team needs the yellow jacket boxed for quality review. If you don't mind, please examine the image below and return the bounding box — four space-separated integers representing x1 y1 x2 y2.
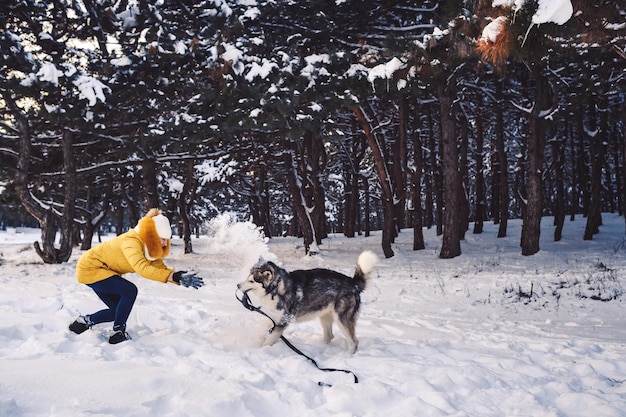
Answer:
76 214 174 284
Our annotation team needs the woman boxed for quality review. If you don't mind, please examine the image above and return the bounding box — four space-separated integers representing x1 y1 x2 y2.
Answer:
69 208 204 344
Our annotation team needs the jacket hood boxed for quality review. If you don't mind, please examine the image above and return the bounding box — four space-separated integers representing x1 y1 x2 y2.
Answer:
135 211 171 260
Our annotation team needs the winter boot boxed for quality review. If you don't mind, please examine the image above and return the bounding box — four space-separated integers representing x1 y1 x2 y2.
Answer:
108 327 131 344
69 315 93 334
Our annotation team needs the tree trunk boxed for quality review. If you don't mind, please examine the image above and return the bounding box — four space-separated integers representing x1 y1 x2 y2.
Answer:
32 130 75 263
423 105 435 229
352 105 395 258
521 65 551 256
81 221 96 250
491 132 501 224
142 156 159 210
552 124 565 241
249 160 272 238
113 198 126 235
394 96 408 232
362 175 371 237
34 210 59 262
287 130 328 248
623 104 626 231
126 168 142 225
567 112 578 221
412 103 425 250
611 119 622 216
304 130 328 243
179 159 196 253
14 112 46 236
80 211 107 250
285 149 317 254
473 100 485 234
427 104 443 236
458 114 470 239
13 111 76 263
601 96 615 214
437 79 462 259
344 118 365 237
58 129 76 260
79 175 111 250
343 154 354 237
344 165 357 237
584 96 603 240
577 111 590 218
495 79 509 238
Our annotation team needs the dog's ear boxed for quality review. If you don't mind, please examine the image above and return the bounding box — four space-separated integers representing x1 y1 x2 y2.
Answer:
253 256 265 268
252 263 275 286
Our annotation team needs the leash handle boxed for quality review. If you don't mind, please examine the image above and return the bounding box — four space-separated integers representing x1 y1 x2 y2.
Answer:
235 289 359 385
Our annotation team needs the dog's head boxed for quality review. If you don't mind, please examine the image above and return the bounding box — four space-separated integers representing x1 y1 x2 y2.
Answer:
238 260 285 297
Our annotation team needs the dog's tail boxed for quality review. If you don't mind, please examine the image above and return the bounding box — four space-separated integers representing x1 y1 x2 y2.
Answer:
354 250 378 291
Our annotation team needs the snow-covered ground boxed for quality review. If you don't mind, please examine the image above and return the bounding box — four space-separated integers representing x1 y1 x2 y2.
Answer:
0 213 625 417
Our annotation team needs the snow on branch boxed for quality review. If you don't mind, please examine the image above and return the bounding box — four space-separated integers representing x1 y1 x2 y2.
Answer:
73 75 109 106
510 100 533 114
21 62 110 107
530 0 574 25
372 23 436 33
538 107 558 121
367 57 406 91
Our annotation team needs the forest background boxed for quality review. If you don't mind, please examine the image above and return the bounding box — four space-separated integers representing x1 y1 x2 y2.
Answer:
0 0 625 263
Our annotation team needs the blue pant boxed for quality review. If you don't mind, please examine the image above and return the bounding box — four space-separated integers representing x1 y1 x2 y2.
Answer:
87 275 138 331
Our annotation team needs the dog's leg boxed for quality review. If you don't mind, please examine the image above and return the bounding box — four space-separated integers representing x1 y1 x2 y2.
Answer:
319 313 334 344
335 298 360 353
263 324 286 347
336 318 358 354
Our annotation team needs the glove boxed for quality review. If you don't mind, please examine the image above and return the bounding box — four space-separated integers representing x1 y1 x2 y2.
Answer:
172 271 204 289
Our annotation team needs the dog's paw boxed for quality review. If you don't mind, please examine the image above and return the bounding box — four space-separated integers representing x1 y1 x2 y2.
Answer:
347 338 359 354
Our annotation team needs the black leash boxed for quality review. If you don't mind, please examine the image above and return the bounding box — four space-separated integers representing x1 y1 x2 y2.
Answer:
235 289 359 386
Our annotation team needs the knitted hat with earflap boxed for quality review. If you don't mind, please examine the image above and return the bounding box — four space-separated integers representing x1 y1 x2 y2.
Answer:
135 209 172 260
152 214 172 240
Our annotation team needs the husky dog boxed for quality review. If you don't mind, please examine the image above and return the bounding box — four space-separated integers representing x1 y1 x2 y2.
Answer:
237 251 378 354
